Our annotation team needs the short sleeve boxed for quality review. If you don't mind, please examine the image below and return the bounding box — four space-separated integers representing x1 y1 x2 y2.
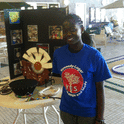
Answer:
93 52 112 82
52 50 60 74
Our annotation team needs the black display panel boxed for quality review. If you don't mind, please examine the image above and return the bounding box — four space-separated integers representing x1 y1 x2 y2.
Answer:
4 8 68 79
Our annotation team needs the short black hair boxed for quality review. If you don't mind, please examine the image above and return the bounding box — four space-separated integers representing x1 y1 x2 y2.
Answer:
64 14 83 26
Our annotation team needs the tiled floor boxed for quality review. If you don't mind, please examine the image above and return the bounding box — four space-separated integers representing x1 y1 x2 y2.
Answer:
96 40 124 124
0 39 124 124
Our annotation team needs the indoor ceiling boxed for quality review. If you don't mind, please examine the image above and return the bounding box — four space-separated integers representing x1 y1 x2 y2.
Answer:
101 0 124 9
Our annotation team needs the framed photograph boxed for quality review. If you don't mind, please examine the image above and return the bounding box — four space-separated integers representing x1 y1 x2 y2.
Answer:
11 30 23 45
14 47 21 60
27 25 38 42
49 25 63 39
9 11 20 24
14 62 22 76
37 43 49 54
54 46 61 52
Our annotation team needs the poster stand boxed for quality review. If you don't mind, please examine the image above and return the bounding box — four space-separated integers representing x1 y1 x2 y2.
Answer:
4 8 67 79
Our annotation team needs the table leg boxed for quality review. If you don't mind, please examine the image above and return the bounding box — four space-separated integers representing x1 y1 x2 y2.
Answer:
51 105 60 124
23 109 27 124
13 109 23 124
12 106 60 124
43 106 49 124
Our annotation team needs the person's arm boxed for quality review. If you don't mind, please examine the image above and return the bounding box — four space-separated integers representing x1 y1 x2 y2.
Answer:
95 81 105 123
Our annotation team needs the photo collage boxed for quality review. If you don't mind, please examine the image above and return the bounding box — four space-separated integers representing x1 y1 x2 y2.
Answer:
7 10 64 78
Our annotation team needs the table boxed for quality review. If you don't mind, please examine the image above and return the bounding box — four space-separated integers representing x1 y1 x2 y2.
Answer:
0 76 63 124
0 35 6 42
0 42 7 57
0 42 7 49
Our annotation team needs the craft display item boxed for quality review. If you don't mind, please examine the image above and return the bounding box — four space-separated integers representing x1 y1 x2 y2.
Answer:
9 79 38 96
21 47 52 86
9 12 20 24
0 84 12 95
27 25 38 42
38 86 60 97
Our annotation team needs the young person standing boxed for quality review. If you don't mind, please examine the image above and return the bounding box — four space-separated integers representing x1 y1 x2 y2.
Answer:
52 14 112 124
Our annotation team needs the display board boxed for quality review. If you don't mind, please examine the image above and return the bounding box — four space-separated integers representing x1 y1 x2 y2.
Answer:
4 8 67 79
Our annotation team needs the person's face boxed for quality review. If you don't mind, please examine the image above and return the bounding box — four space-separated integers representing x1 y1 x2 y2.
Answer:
63 20 82 45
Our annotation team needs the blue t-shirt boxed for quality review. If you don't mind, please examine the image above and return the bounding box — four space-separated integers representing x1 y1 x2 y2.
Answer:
52 44 112 117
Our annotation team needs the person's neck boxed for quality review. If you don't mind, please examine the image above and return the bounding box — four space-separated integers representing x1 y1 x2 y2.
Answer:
68 42 83 53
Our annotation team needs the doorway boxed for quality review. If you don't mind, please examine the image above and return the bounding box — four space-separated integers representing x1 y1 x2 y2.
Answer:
76 3 86 29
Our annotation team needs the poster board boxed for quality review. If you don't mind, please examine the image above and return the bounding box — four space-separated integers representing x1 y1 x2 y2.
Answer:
4 8 67 79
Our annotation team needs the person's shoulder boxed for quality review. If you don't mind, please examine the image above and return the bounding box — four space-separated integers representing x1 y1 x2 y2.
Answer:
84 44 102 57
84 43 96 52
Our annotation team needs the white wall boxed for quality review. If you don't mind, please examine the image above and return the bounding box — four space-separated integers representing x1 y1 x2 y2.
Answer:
1 0 122 27
68 0 103 28
0 0 58 2
66 0 123 28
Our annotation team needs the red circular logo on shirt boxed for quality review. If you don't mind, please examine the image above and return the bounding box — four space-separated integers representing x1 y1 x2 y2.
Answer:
62 68 83 94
